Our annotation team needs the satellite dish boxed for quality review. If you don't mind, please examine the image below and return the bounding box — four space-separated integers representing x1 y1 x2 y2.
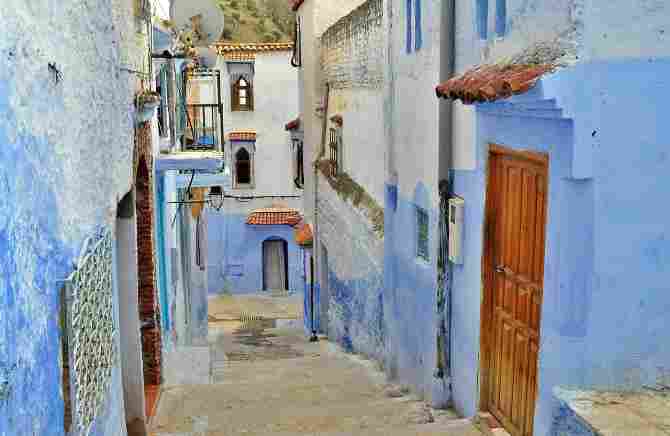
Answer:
174 2 225 46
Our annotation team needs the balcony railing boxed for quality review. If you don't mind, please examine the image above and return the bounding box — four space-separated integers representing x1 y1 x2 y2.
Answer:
184 103 222 151
181 68 224 152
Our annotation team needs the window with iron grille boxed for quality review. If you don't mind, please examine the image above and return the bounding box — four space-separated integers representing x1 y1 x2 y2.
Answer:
416 206 429 261
294 140 304 188
232 77 254 111
328 128 339 177
291 16 302 68
235 147 252 187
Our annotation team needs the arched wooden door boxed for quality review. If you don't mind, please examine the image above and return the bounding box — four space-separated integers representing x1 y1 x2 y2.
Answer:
481 144 548 436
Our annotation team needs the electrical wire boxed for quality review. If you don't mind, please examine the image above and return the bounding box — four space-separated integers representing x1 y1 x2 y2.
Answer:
171 171 196 227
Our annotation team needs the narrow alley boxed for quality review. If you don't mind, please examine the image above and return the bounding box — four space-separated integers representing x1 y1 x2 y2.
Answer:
2 0 670 435
151 293 482 436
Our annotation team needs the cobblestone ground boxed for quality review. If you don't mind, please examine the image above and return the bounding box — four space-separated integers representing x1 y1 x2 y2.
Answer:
151 293 482 436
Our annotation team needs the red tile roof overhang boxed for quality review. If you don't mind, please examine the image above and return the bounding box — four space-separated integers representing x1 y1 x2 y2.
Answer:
294 222 313 246
246 208 302 226
285 118 300 131
289 0 305 12
228 131 257 142
435 64 554 104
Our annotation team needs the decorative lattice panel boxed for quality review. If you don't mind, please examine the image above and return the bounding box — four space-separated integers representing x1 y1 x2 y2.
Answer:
321 0 384 89
64 230 116 436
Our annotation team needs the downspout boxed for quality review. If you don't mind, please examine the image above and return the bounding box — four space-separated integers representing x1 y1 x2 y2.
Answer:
434 0 456 401
312 82 330 337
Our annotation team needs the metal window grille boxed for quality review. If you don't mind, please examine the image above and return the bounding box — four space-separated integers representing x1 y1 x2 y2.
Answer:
416 207 429 260
295 140 304 188
329 128 339 176
291 16 302 67
61 230 116 436
231 77 254 112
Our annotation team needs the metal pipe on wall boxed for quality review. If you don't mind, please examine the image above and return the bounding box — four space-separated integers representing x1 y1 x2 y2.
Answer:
436 0 456 384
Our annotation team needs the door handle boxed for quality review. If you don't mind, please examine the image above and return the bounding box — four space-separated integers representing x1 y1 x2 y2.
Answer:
495 265 505 273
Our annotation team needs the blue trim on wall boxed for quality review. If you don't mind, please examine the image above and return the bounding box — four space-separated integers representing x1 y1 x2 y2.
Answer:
495 0 506 36
155 172 170 333
406 0 413 54
414 0 423 51
477 0 489 40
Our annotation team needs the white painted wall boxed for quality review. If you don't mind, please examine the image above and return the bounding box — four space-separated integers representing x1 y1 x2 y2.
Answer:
389 0 442 200
327 88 386 205
218 50 301 213
298 0 370 224
115 211 146 425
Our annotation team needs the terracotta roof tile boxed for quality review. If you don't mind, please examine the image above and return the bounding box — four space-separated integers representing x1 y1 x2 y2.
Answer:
227 130 257 142
435 64 554 104
214 42 293 55
294 222 313 246
246 207 302 226
285 117 300 131
223 52 256 62
289 0 305 12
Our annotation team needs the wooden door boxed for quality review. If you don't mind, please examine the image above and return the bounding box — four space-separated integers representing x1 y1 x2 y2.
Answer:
481 144 548 436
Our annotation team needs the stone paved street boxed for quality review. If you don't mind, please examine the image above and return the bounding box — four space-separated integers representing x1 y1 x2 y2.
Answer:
150 293 483 436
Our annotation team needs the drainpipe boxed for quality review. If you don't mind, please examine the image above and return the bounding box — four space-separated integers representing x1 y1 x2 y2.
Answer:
311 83 330 339
435 0 456 395
309 253 318 341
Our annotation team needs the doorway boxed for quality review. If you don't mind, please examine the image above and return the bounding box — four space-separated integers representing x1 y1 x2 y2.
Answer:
134 155 161 424
319 244 330 336
115 190 147 434
263 238 289 291
480 144 548 436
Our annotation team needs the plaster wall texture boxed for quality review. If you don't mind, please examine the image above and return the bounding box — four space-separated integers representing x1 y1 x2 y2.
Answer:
297 0 368 225
327 89 386 205
206 208 304 295
315 174 385 361
219 51 300 196
0 0 149 434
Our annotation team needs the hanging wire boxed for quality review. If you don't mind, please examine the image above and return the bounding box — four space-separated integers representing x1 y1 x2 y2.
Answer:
171 171 195 227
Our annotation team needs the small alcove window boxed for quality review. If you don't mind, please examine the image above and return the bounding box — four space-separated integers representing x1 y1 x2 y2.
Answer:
232 77 253 111
235 147 252 186
416 206 429 261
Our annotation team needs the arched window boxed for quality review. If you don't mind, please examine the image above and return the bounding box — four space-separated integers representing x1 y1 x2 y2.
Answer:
235 147 252 186
232 77 253 111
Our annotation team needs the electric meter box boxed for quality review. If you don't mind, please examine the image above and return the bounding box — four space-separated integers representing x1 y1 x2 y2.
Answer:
448 197 464 264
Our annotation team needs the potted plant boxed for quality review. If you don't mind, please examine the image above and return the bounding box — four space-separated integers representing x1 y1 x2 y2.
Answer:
136 90 160 123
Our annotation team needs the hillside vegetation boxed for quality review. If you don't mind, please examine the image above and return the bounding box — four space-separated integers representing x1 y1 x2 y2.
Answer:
217 0 294 43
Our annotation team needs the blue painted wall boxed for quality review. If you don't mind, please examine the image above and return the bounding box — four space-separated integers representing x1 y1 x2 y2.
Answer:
326 266 385 360
383 181 440 395
0 1 141 433
449 59 670 435
206 212 304 295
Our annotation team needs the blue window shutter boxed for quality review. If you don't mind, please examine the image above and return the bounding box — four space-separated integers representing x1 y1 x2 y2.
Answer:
477 0 488 40
415 0 422 51
495 0 506 36
406 0 413 54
